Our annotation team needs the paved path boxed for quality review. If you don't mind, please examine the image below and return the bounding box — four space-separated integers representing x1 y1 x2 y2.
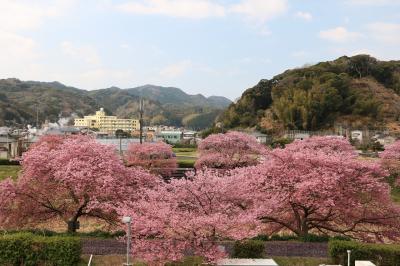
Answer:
264 241 328 257
82 239 328 257
82 238 126 255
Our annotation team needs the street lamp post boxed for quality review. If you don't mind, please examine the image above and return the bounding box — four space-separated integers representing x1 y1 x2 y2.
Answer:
347 249 351 266
122 216 132 266
139 99 144 144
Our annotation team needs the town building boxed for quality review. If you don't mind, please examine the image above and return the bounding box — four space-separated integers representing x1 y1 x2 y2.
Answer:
183 131 196 140
95 138 141 153
156 130 183 144
74 108 140 134
283 130 311 140
372 134 396 147
0 133 37 159
249 131 269 144
351 130 363 143
0 136 15 159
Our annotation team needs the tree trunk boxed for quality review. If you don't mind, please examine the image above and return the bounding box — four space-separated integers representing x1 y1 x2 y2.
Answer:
297 228 309 239
67 217 80 233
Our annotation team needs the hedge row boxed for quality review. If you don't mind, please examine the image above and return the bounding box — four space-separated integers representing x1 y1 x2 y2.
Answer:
232 239 330 258
251 233 351 242
329 240 400 266
233 240 265 258
0 159 20 165
0 233 81 266
177 160 195 168
0 229 125 238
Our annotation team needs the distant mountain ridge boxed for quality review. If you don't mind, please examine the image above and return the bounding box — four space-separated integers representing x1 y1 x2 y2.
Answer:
0 79 231 129
94 84 231 109
219 55 400 134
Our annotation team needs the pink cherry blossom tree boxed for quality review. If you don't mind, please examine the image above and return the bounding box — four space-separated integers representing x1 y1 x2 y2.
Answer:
118 169 257 264
0 135 160 232
284 136 357 157
115 136 400 264
380 140 400 186
235 137 400 241
125 142 178 177
195 131 267 170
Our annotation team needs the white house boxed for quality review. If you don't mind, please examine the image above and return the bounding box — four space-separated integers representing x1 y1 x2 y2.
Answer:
249 131 269 144
373 134 396 146
183 131 197 140
0 136 16 159
351 130 363 142
294 132 310 140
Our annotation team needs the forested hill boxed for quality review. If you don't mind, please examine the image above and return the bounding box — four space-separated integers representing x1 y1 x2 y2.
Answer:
0 79 231 129
219 55 400 133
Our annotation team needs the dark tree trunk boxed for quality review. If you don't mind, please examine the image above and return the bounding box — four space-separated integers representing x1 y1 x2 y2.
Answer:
67 218 80 233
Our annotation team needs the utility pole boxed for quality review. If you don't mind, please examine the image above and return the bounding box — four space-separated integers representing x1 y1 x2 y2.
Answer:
139 99 144 144
119 136 122 156
36 104 39 129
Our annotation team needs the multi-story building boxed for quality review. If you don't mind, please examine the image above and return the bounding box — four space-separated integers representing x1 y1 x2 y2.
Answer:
74 108 140 134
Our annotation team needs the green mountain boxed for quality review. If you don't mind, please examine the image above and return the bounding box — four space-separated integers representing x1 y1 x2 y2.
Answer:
125 85 231 108
219 55 400 134
0 79 231 129
0 78 98 126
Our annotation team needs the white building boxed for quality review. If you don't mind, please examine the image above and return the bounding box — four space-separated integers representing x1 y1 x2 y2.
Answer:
183 131 197 140
74 108 139 134
351 130 363 142
373 134 396 146
249 131 269 144
95 138 141 153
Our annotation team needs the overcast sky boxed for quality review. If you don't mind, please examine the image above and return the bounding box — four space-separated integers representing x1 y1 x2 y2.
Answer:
0 0 399 100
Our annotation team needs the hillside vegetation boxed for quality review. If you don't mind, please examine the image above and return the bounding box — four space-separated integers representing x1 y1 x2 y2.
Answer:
220 55 400 133
0 80 231 129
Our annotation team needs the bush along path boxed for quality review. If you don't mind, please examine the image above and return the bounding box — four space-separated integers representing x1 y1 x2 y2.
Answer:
0 233 81 266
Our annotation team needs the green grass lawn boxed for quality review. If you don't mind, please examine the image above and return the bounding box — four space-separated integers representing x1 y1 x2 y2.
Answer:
172 147 197 157
173 147 197 168
0 165 21 180
177 159 196 168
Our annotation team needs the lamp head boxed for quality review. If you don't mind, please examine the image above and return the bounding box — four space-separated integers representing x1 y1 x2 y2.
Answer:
122 216 132 223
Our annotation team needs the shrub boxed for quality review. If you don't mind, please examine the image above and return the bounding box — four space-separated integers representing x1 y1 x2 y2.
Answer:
80 229 125 238
173 143 197 149
0 229 57 237
178 160 195 168
0 159 20 165
0 229 125 239
269 234 298 241
330 235 352 241
251 234 269 241
270 138 293 148
0 233 81 266
251 233 351 242
299 234 330 242
329 240 400 266
233 240 265 258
